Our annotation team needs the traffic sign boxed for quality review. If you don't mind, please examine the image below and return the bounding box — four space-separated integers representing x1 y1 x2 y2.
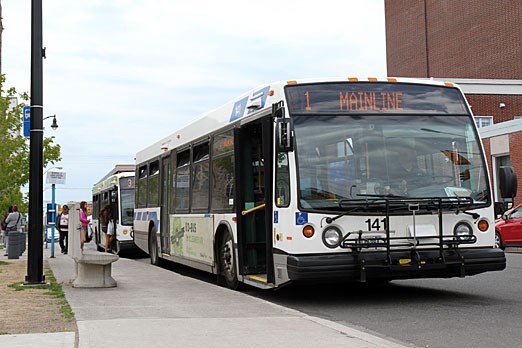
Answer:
46 171 67 185
23 106 31 137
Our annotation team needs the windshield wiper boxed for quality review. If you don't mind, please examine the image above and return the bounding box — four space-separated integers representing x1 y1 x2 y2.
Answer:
461 211 480 219
325 196 480 225
356 193 407 198
325 195 405 224
325 210 355 224
432 196 480 219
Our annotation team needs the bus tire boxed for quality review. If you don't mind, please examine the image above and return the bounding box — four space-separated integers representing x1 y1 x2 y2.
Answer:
495 231 504 250
149 227 159 266
220 230 239 289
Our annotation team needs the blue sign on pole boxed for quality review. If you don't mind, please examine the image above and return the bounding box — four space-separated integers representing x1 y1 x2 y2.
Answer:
46 202 56 225
23 106 31 137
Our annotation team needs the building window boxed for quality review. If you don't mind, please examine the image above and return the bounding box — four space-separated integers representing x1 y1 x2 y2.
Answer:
474 116 493 128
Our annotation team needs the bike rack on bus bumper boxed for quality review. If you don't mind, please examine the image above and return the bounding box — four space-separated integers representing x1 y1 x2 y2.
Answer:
337 197 477 281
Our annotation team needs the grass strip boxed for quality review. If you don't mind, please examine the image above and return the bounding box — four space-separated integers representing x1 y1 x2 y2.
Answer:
8 268 75 321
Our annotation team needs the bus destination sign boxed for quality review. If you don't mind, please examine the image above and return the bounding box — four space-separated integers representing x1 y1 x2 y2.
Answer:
120 177 135 190
286 82 468 115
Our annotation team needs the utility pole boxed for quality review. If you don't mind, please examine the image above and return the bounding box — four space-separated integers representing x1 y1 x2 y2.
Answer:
25 0 45 285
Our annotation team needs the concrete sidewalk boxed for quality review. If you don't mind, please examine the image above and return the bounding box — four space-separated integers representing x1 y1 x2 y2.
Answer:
0 245 411 348
4 246 522 347
49 249 410 348
0 332 75 348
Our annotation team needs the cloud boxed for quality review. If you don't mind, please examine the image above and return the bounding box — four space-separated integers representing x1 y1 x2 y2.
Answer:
3 0 386 203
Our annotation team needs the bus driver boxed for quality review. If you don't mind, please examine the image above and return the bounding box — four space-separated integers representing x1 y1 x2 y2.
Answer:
390 146 425 195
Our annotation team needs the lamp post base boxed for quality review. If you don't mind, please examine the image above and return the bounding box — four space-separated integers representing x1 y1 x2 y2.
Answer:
24 275 46 286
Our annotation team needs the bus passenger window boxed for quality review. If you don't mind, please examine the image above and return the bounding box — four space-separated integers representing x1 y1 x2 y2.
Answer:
192 142 210 212
276 152 290 207
148 160 160 207
137 165 148 208
211 130 235 211
169 152 177 214
175 149 190 211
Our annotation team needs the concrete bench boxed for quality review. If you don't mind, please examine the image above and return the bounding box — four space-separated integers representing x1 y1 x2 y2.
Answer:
72 251 119 288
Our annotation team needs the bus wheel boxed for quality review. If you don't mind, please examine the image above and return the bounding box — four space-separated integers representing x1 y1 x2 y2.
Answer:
220 231 239 289
149 228 159 265
495 232 504 250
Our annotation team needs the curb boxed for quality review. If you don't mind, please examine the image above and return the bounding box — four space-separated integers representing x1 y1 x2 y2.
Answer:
304 316 411 348
505 247 522 253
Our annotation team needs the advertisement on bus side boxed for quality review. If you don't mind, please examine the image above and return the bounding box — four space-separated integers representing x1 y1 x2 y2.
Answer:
170 215 213 264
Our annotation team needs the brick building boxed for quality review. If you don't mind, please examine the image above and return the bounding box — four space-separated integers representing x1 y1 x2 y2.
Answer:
479 121 522 204
384 0 522 205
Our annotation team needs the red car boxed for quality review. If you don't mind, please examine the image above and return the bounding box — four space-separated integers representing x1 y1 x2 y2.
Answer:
495 203 522 249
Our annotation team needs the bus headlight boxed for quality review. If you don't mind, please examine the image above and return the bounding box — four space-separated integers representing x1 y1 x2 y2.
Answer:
454 222 473 241
322 227 342 248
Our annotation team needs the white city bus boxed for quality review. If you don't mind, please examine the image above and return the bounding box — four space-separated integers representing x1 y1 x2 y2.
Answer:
92 169 136 253
133 77 517 289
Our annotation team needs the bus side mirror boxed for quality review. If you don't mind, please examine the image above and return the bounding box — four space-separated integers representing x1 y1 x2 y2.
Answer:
494 201 507 218
276 118 294 152
273 101 294 152
499 166 517 198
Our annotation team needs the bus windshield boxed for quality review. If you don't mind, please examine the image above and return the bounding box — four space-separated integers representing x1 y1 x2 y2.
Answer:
293 114 489 210
120 188 134 226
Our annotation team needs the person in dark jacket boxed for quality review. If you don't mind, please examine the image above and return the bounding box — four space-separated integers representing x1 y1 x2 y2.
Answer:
4 206 22 256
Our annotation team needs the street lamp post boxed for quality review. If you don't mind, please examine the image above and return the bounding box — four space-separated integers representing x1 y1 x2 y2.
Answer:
26 0 44 285
44 114 58 130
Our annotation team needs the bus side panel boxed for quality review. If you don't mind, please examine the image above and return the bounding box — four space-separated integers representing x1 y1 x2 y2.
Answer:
169 214 214 266
133 207 160 254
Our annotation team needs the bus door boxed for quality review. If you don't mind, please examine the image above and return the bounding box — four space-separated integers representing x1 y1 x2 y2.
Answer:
107 188 119 252
160 155 171 255
234 117 275 284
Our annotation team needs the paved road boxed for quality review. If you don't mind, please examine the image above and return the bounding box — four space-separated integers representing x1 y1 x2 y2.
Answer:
134 252 522 348
245 252 522 348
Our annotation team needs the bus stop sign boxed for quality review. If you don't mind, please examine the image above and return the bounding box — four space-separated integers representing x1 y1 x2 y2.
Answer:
23 106 31 138
47 203 56 225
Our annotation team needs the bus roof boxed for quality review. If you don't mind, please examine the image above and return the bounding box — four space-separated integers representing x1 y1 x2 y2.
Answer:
97 164 136 182
92 170 135 194
135 77 462 164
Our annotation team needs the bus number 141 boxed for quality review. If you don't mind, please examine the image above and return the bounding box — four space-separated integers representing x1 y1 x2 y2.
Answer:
365 218 387 231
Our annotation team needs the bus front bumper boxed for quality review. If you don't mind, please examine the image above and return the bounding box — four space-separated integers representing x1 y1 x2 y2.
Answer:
116 239 138 252
286 248 506 282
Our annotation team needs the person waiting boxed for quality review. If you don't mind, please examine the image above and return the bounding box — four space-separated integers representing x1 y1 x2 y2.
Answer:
56 205 70 254
3 206 22 256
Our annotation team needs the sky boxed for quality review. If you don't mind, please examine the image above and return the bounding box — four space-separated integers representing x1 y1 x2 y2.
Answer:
2 0 387 205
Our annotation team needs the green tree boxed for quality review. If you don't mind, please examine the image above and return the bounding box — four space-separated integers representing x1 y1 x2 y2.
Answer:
0 74 61 215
